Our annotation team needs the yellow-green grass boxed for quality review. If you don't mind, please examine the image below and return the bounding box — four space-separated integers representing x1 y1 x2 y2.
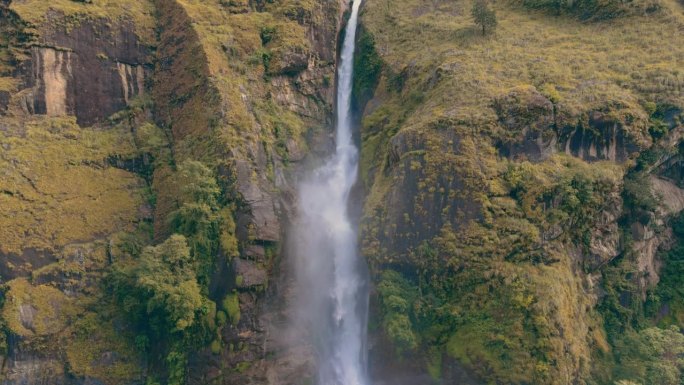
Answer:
0 76 18 92
10 0 157 44
158 0 317 162
362 0 683 130
1 278 77 337
65 311 143 384
0 116 144 255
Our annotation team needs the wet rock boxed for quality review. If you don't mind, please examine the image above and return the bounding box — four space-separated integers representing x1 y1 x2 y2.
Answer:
243 244 266 261
234 258 268 289
31 48 74 117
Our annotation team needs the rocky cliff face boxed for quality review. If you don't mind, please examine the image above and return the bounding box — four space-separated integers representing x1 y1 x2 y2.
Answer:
147 0 344 383
356 0 684 383
0 1 156 384
1 0 683 384
0 0 343 384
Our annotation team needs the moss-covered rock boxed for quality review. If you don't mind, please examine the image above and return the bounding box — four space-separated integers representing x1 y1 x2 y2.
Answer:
358 0 684 383
0 117 145 276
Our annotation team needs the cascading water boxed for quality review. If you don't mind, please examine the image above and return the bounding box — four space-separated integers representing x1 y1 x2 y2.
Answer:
293 0 369 384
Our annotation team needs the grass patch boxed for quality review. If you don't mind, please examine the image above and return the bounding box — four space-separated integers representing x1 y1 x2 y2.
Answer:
0 116 144 256
10 0 156 44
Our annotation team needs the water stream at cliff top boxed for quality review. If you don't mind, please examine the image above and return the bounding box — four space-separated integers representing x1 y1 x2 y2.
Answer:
294 0 369 383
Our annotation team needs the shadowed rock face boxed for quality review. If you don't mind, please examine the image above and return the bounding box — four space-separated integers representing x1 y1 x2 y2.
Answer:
495 87 645 163
372 128 481 261
28 15 149 126
559 114 641 163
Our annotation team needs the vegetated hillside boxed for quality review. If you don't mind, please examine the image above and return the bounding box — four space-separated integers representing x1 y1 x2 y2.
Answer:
1 0 682 383
0 0 342 384
357 0 684 383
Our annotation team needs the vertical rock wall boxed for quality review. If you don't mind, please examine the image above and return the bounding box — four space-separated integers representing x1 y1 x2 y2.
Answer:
32 48 72 116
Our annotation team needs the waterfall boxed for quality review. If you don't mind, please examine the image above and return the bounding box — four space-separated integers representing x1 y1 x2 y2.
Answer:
293 0 369 384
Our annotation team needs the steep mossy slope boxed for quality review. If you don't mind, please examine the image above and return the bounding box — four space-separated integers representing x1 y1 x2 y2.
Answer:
0 0 682 383
0 0 157 382
358 0 684 383
149 1 341 384
0 0 342 383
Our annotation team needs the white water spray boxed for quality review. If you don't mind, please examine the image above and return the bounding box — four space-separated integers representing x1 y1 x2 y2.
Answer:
294 0 369 384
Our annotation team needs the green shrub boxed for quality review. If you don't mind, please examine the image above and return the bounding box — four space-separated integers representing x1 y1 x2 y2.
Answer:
222 292 241 326
210 339 222 355
353 30 382 104
260 26 276 45
377 270 420 353
216 310 228 326
472 0 497 35
135 235 205 332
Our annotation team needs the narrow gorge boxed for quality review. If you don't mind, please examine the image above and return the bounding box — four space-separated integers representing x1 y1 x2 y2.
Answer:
0 0 683 384
292 0 369 383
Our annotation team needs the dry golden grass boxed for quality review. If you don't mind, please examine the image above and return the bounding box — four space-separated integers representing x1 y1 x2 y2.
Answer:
0 76 18 92
363 0 684 128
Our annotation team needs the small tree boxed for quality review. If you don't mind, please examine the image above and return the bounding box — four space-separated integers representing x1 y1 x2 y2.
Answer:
472 0 497 35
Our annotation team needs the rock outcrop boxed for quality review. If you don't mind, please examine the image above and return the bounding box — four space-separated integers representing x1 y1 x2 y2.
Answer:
357 0 684 383
1 0 683 384
0 0 344 383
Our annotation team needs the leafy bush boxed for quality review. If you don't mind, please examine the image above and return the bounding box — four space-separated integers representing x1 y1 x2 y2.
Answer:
612 326 684 385
377 270 419 352
353 30 382 104
168 160 235 282
105 157 239 381
472 0 497 35
134 235 205 332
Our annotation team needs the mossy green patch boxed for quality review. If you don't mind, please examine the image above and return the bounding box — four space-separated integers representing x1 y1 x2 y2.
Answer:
222 292 241 326
10 0 156 44
0 116 144 256
210 339 222 354
64 312 144 384
2 278 77 337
